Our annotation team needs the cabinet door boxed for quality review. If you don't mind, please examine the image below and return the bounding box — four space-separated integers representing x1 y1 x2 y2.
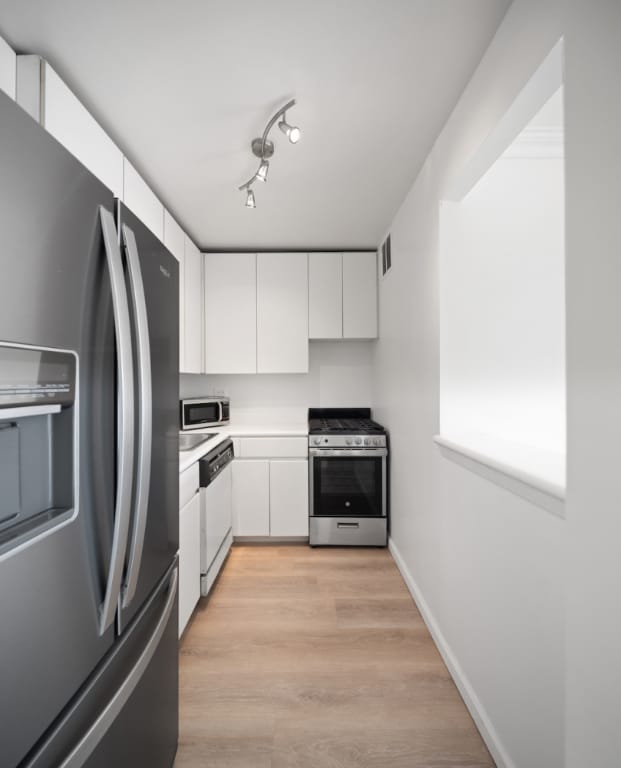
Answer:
123 158 164 241
257 252 308 373
16 57 123 198
232 460 269 536
0 36 16 99
270 460 309 537
184 236 203 373
342 251 378 338
309 252 342 339
163 211 185 370
204 253 257 373
179 491 201 636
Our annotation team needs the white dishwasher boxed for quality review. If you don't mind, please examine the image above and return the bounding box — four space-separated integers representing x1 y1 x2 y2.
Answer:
199 439 234 596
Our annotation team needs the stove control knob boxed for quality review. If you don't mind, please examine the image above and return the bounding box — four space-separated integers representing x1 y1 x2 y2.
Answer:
312 437 321 445
355 437 362 445
345 438 352 446
363 438 370 445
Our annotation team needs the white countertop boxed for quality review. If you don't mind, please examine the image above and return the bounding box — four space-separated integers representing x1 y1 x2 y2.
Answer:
179 422 308 473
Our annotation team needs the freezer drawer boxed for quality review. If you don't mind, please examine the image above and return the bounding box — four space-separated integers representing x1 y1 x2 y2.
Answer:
22 563 178 768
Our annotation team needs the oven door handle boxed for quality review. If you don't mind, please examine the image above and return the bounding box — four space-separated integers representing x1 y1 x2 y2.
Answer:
309 448 387 458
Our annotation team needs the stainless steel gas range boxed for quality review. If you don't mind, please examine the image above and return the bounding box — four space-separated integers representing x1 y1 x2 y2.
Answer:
308 408 388 547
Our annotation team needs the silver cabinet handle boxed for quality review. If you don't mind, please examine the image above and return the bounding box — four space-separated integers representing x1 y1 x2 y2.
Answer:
98 207 135 636
120 225 152 609
59 567 177 768
337 522 360 529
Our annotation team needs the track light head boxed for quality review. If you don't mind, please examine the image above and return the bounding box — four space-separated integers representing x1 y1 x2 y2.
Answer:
238 99 300 206
256 160 269 182
278 117 301 144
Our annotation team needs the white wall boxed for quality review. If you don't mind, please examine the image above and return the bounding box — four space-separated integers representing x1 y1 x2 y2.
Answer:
440 121 565 458
564 3 621 767
373 1 621 766
181 340 374 424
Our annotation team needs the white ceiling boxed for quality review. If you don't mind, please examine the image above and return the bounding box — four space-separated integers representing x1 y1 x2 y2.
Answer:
0 0 510 250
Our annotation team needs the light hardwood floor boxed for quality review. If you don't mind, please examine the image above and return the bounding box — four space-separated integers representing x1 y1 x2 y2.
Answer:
175 544 495 768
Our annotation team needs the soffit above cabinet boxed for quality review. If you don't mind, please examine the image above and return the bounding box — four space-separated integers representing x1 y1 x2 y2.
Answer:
0 0 510 250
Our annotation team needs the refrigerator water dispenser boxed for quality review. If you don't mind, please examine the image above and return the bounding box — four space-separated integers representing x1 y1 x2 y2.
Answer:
0 343 76 554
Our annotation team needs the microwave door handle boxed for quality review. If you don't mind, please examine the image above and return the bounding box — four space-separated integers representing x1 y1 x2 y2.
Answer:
98 207 135 636
120 224 152 610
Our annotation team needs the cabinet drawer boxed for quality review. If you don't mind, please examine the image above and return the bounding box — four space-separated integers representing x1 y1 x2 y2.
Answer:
238 437 308 458
179 463 200 509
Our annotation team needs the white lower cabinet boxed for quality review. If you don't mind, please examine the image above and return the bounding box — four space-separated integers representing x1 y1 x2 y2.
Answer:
232 460 270 536
232 438 309 538
179 489 201 637
269 460 309 537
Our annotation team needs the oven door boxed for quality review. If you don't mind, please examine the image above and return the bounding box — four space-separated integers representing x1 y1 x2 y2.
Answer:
309 448 387 518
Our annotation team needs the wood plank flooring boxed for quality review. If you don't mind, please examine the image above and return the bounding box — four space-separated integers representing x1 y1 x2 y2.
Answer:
175 544 495 768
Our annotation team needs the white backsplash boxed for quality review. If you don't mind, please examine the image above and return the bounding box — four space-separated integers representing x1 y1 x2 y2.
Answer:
180 340 374 425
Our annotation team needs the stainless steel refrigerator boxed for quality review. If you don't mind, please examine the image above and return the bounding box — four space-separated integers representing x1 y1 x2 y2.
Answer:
0 89 179 767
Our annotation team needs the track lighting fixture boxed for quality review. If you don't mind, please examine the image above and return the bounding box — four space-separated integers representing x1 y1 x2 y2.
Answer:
278 117 301 144
256 159 269 182
238 98 300 207
245 188 256 208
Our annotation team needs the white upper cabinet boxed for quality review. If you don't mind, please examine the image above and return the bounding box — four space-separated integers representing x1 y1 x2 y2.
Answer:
309 251 378 339
0 36 16 99
163 211 185 370
16 56 123 198
183 236 203 374
163 211 185 263
309 252 342 339
257 252 308 373
122 159 164 241
343 251 378 339
204 253 257 374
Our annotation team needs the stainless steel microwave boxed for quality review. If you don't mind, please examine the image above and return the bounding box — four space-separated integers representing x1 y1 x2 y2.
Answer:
180 397 230 430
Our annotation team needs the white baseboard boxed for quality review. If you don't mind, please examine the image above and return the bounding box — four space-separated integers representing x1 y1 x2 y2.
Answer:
388 537 514 768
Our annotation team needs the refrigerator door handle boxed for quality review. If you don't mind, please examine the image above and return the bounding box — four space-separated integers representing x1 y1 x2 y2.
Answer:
120 224 152 610
98 207 135 636
58 567 178 768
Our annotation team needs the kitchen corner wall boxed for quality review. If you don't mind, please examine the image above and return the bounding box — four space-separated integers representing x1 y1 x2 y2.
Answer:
180 340 374 424
372 1 621 767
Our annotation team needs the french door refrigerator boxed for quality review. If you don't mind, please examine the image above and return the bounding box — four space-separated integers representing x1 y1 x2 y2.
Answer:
0 89 179 768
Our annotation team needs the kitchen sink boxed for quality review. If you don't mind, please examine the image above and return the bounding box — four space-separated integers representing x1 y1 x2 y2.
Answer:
179 433 218 452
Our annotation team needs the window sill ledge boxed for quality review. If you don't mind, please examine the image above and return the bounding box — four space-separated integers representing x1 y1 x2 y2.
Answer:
433 434 565 517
